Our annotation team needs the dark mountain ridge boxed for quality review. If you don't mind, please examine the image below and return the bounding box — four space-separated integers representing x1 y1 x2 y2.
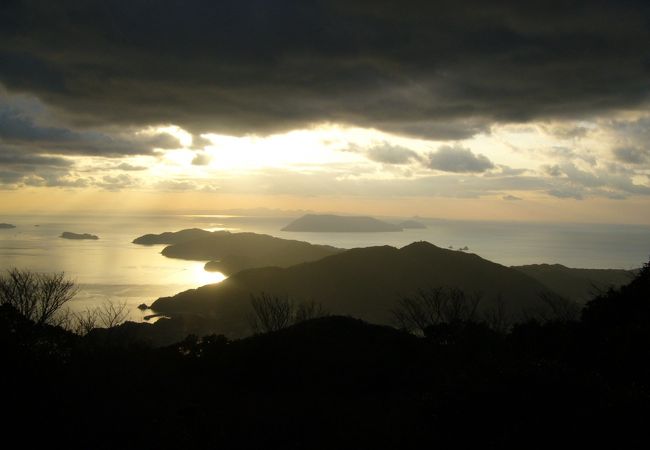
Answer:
152 241 553 337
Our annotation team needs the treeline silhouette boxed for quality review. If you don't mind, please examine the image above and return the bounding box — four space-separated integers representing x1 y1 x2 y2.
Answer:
1 260 649 449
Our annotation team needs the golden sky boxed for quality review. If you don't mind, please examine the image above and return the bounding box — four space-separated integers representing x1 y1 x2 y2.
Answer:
1 115 649 224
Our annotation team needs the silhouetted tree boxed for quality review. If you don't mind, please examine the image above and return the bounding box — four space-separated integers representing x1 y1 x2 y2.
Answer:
249 293 294 333
295 300 327 323
64 300 129 335
0 268 78 326
66 307 98 335
482 294 511 333
249 293 327 334
392 287 483 334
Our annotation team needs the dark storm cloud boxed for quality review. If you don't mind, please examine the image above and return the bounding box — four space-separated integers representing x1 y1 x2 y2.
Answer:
0 146 72 167
1 0 649 139
0 143 78 187
613 147 649 164
0 170 24 186
0 102 181 156
426 145 494 173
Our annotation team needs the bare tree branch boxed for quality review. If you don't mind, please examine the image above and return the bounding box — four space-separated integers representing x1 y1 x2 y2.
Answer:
0 269 78 326
249 293 327 334
392 287 484 334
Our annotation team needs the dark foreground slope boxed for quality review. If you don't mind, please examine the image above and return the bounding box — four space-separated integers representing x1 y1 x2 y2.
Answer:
152 241 552 337
513 263 636 302
3 263 650 449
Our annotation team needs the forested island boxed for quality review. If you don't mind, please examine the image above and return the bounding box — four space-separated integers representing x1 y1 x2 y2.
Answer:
133 228 342 275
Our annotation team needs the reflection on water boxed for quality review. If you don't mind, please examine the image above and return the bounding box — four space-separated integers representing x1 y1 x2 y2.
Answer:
190 262 227 286
0 214 231 322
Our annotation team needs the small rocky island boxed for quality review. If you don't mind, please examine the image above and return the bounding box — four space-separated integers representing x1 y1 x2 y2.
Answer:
282 214 402 232
60 232 99 240
0 223 16 229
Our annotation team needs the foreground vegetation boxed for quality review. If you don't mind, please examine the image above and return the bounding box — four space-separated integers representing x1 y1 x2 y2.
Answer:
1 261 649 449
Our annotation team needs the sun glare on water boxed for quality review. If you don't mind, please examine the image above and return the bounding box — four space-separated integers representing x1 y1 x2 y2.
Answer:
189 263 227 286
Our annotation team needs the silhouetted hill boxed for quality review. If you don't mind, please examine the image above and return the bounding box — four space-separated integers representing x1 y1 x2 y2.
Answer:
513 263 636 302
60 231 99 240
0 223 16 229
282 214 402 232
132 228 212 245
399 219 426 229
152 241 553 337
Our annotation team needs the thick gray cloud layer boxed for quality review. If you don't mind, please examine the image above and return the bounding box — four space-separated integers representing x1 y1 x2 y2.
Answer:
0 92 182 185
0 101 180 156
1 0 649 139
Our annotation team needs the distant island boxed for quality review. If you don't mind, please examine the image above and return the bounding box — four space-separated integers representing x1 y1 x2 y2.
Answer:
0 223 16 229
282 214 402 232
398 220 427 229
60 232 99 240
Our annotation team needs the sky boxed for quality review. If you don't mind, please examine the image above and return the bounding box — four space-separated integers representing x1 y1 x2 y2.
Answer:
1 0 650 223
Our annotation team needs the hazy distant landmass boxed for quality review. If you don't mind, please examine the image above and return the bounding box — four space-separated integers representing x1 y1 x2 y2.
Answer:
134 229 343 275
513 263 636 303
399 220 427 229
0 223 16 229
60 232 99 240
282 214 402 232
151 241 553 337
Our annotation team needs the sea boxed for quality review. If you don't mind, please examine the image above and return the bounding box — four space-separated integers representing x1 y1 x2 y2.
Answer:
1 213 649 321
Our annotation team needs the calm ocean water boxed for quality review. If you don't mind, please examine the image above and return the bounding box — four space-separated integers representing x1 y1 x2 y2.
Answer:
1 213 649 321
